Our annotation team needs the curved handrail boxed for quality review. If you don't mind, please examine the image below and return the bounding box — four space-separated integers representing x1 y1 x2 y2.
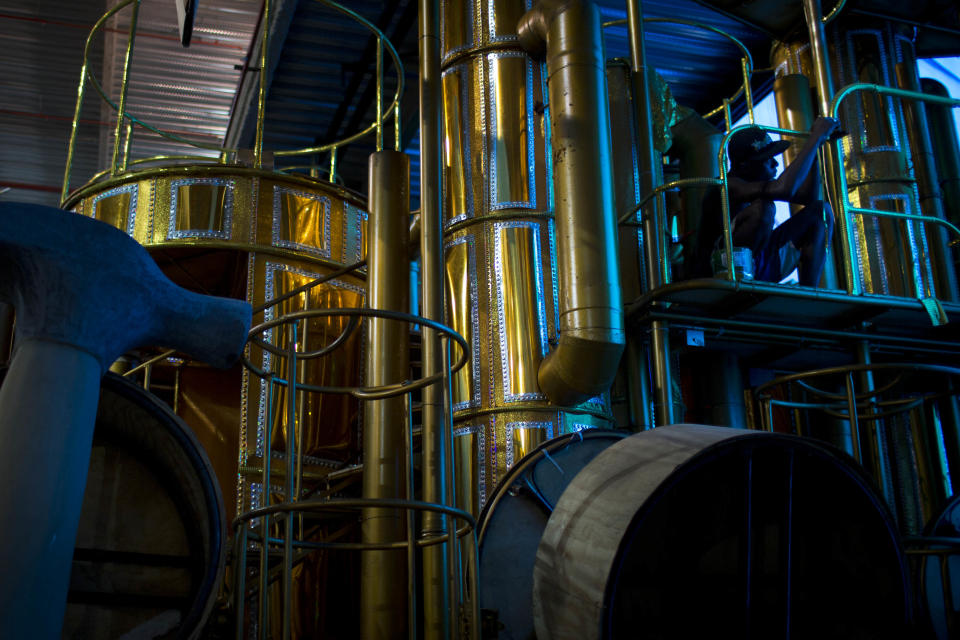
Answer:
62 0 405 203
273 0 404 159
829 83 960 294
618 177 724 225
602 17 755 121
243 307 470 401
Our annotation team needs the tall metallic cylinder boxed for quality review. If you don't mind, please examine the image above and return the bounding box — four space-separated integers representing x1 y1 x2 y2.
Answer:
419 0 451 636
772 19 944 299
361 150 410 640
440 0 615 516
519 0 625 408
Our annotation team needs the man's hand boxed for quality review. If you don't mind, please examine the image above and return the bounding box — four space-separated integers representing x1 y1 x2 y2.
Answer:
811 116 841 142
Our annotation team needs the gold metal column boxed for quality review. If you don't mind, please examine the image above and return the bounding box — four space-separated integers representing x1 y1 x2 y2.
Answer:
419 0 451 637
361 151 410 640
440 0 615 516
626 0 672 425
773 72 840 289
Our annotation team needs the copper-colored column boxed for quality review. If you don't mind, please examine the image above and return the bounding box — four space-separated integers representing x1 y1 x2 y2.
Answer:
362 150 410 640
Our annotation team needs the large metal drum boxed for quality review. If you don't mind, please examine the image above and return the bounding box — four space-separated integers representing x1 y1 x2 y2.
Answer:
534 425 911 639
61 373 225 639
477 429 627 638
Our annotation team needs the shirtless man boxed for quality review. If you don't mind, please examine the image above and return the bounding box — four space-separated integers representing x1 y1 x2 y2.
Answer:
695 116 841 286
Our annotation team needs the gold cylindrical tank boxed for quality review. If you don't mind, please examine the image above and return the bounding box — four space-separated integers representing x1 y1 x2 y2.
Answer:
772 20 951 299
440 0 613 515
64 166 367 522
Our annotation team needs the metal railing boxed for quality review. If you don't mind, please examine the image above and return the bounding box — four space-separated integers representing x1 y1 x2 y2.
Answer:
61 0 405 204
232 275 476 639
829 84 960 296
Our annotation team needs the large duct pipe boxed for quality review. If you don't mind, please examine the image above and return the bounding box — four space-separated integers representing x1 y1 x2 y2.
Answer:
361 150 409 640
518 0 625 407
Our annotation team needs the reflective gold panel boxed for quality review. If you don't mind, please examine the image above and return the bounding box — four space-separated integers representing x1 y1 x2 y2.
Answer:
273 186 331 258
495 222 547 402
488 53 534 210
170 179 232 238
90 184 137 235
444 238 478 410
261 262 364 459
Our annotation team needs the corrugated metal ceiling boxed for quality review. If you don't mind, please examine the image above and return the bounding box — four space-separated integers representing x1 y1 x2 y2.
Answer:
0 0 818 208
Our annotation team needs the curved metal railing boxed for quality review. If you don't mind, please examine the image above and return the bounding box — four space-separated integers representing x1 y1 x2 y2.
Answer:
232 269 475 638
603 17 756 127
61 0 405 204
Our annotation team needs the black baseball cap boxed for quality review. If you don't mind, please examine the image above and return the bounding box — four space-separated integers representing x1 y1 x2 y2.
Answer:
728 127 792 168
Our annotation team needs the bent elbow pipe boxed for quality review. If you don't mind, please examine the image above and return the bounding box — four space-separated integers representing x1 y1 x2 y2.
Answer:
519 0 624 407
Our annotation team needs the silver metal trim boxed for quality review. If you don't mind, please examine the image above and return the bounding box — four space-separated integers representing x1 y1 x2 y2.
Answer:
167 177 235 240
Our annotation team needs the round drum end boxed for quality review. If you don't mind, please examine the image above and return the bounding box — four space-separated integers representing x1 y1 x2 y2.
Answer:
533 425 911 639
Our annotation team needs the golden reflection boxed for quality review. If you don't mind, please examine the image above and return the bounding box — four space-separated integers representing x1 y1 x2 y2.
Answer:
174 184 227 233
444 241 472 408
511 424 547 467
276 190 328 254
92 192 131 231
490 55 530 207
497 225 543 399
442 68 469 221
454 430 479 516
268 270 363 460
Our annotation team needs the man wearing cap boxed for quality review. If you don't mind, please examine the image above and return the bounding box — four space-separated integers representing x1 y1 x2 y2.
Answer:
694 116 840 286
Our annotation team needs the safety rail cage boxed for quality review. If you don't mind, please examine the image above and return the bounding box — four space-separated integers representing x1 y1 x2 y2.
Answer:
229 272 478 640
61 0 405 204
904 535 960 640
755 362 960 637
753 362 960 474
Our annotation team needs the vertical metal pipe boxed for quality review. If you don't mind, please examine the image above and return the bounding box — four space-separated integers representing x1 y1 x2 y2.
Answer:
282 324 297 640
418 0 450 636
254 0 270 169
625 338 652 429
404 393 418 640
259 375 275 640
741 57 755 124
121 121 134 174
627 0 673 425
62 58 89 203
362 150 410 640
376 37 383 153
801 0 855 294
650 320 674 425
329 147 337 182
627 0 665 291
773 73 839 289
940 379 960 498
111 0 140 177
